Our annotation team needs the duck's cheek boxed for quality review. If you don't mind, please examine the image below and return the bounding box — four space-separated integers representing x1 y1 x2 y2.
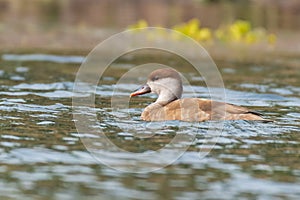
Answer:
151 87 160 95
150 89 158 95
147 82 156 92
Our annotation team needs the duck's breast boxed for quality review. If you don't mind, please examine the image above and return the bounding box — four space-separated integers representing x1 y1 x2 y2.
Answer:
141 98 211 121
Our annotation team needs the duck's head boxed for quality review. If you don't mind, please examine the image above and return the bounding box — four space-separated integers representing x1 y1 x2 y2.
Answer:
130 68 183 104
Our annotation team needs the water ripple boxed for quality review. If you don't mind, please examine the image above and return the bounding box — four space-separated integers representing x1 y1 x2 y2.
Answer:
2 54 85 63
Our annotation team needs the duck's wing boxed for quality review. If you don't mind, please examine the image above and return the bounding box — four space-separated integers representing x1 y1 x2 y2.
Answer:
196 99 267 121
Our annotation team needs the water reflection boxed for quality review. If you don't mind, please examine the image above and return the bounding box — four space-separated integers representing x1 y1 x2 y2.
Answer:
2 54 85 64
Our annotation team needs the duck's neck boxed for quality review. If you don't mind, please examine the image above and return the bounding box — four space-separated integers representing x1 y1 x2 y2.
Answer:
150 77 183 106
155 91 181 106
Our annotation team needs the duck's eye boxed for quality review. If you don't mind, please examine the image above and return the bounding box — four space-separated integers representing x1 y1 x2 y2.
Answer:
152 76 159 81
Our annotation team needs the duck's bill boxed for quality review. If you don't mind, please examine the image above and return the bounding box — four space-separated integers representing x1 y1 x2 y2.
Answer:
130 84 151 97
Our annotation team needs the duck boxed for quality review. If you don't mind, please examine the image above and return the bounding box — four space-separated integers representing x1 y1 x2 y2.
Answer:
130 68 267 122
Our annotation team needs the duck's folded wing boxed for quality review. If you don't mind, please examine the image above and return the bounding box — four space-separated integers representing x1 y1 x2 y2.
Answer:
197 99 266 120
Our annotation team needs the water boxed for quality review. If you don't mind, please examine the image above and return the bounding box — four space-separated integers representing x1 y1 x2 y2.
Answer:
0 53 299 199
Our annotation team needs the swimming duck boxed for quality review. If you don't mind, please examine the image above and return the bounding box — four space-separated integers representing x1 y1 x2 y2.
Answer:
130 68 266 122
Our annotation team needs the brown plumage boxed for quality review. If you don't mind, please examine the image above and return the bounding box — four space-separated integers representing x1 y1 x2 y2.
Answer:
130 68 268 122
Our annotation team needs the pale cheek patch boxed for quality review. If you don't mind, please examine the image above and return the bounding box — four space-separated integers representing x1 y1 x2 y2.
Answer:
148 78 181 97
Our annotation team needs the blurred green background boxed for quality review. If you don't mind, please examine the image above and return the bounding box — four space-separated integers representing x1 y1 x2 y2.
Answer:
0 1 300 200
0 0 299 54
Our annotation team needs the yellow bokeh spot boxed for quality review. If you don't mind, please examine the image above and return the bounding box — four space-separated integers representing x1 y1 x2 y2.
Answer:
268 34 277 45
186 18 201 36
127 19 148 30
245 32 257 44
171 18 202 39
215 29 227 41
196 28 212 42
126 19 276 45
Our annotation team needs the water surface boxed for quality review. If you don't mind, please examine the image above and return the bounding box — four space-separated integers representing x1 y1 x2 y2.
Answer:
0 53 299 199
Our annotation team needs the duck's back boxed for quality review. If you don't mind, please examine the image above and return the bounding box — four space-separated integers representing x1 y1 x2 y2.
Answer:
141 98 265 122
